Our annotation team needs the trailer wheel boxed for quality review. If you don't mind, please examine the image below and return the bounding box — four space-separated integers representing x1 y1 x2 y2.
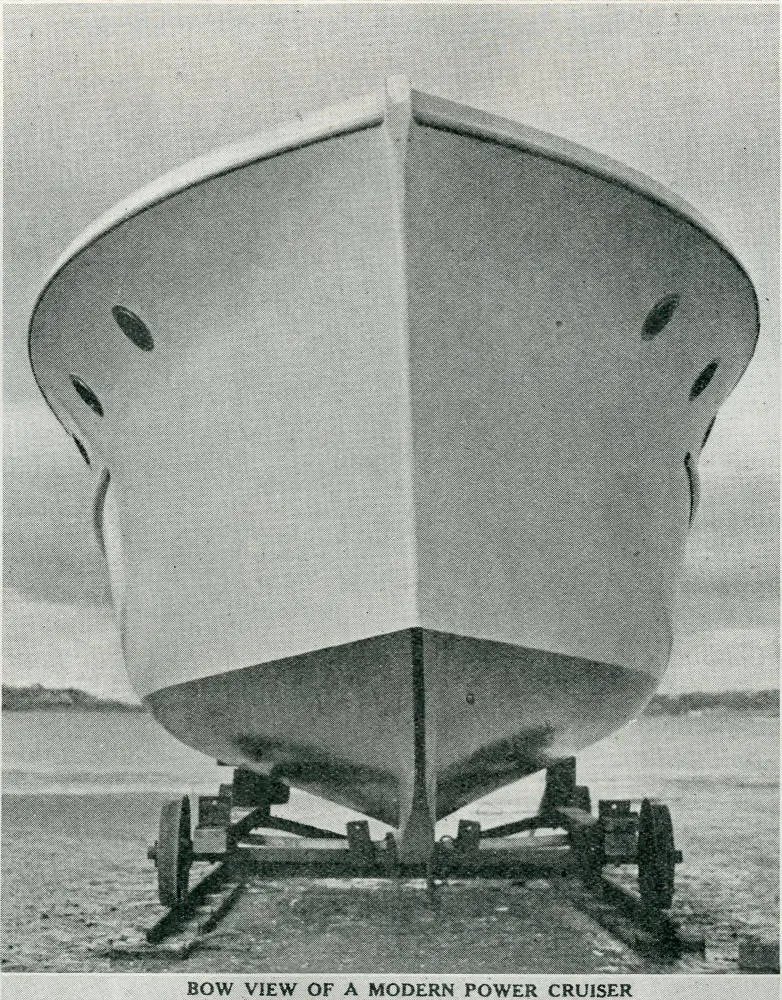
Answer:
157 797 192 908
638 799 676 910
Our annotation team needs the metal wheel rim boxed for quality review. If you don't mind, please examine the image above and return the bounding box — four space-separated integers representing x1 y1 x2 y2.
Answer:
157 796 192 907
638 799 675 910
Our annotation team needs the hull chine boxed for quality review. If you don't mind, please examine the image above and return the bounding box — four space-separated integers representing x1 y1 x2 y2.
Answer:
144 629 658 829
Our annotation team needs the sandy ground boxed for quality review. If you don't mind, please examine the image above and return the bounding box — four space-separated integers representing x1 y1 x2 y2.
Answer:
2 792 166 971
1 793 658 974
110 878 656 974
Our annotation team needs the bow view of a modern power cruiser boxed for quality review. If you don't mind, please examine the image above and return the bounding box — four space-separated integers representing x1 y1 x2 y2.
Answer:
29 79 759 908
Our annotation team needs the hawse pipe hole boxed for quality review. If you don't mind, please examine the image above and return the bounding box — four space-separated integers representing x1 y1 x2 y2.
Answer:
701 416 717 450
690 360 720 401
69 375 104 417
112 305 154 351
72 435 90 465
684 452 699 525
642 294 680 340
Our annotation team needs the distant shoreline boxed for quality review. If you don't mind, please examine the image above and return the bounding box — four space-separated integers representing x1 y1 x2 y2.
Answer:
2 683 778 717
2 684 143 713
645 689 778 717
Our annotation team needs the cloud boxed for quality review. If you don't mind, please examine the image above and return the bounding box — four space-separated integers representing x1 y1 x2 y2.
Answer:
663 625 778 694
3 402 109 604
2 586 136 701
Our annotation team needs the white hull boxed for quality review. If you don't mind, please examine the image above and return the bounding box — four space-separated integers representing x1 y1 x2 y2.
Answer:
29 81 758 824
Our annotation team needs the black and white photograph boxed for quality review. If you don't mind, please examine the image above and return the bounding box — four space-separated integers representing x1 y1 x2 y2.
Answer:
3 1 779 987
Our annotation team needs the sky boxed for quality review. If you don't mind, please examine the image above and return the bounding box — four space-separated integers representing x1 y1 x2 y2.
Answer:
3 3 779 700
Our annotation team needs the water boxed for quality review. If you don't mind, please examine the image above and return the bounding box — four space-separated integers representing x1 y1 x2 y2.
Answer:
3 708 777 817
2 710 778 968
2 710 227 797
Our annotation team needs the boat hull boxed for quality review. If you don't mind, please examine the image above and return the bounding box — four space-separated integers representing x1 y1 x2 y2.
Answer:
145 629 658 827
28 81 759 829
